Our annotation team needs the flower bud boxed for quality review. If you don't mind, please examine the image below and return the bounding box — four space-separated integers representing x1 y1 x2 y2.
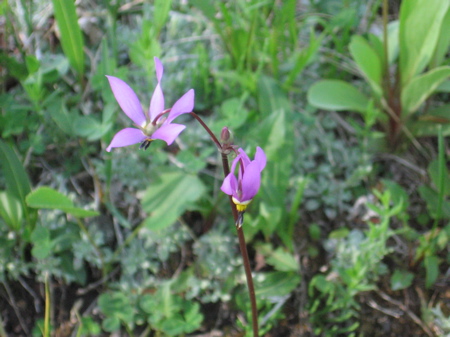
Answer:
220 127 232 144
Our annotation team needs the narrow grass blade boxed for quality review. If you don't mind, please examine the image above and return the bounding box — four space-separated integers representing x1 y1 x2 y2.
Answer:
52 0 85 80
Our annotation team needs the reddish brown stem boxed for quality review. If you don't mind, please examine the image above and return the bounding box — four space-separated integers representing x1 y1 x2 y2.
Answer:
191 112 259 336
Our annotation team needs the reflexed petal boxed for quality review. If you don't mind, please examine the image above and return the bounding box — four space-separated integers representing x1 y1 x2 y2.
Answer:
229 153 241 176
149 83 165 121
106 76 146 127
106 128 146 152
221 173 233 195
240 161 261 202
254 147 267 171
238 148 251 167
152 123 186 145
154 57 164 82
166 89 195 124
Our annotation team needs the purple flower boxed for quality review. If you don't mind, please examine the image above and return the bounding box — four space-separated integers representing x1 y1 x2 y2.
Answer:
221 147 266 214
106 57 195 152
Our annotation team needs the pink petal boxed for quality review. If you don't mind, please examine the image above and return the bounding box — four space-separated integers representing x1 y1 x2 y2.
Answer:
154 57 163 82
151 123 186 145
240 161 261 202
149 83 165 121
221 173 237 196
106 128 147 152
238 148 251 167
166 89 195 124
254 147 267 171
106 76 146 127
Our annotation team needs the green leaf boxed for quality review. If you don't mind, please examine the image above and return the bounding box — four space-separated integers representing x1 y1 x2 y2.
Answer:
0 140 33 223
418 185 450 219
401 66 450 114
74 115 112 141
399 0 450 85
390 269 414 290
30 225 53 259
26 187 99 218
47 98 77 135
142 172 205 231
430 7 450 67
266 248 299 272
424 255 439 288
0 191 23 231
428 160 450 196
349 35 383 97
153 0 173 35
191 0 217 21
409 104 450 137
308 80 369 113
257 75 291 118
255 271 301 298
52 0 85 78
436 80 450 92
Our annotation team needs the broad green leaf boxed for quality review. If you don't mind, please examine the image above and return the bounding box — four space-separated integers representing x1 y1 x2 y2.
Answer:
399 0 449 85
431 7 450 67
26 187 99 218
142 172 205 231
0 140 33 223
401 66 450 114
254 77 295 239
409 104 450 137
308 80 369 113
52 0 85 78
349 35 383 97
255 271 301 298
0 50 28 80
47 98 77 135
266 248 299 272
418 185 450 219
424 255 439 288
153 0 173 36
390 269 414 290
30 225 53 259
0 191 23 231
387 21 400 65
190 0 217 21
74 115 112 141
436 80 450 92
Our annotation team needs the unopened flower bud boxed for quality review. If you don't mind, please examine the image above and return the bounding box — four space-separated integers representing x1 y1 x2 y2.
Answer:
220 127 232 145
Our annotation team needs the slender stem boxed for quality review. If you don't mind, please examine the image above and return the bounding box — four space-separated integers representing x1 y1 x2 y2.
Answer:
236 225 259 336
222 152 259 337
192 112 259 336
382 0 389 88
190 112 223 149
44 272 50 337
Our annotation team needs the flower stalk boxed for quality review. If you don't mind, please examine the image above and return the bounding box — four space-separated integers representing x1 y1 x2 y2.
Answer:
191 116 261 337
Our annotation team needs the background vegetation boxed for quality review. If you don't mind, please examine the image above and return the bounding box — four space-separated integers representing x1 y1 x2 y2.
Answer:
0 0 449 336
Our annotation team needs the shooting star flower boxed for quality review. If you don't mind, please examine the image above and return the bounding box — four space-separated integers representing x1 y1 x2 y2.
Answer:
221 147 266 225
106 57 194 152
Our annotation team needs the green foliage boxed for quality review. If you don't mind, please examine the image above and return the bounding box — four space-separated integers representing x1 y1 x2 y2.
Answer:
140 283 203 336
0 140 35 232
308 184 405 335
308 0 450 146
26 187 99 218
51 0 85 82
1 0 448 335
141 171 206 231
